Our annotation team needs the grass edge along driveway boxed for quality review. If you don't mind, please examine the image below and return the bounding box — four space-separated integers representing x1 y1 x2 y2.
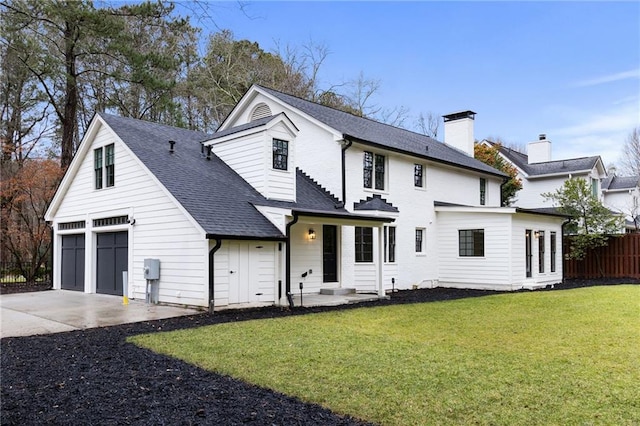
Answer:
129 286 640 425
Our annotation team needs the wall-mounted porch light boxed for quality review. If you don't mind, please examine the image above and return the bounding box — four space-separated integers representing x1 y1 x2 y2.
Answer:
308 229 316 240
534 231 540 239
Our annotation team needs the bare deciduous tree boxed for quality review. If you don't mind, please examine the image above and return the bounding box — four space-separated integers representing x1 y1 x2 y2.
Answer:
415 112 440 138
619 127 640 176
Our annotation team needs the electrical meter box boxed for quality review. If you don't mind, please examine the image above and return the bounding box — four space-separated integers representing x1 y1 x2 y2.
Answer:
143 258 160 280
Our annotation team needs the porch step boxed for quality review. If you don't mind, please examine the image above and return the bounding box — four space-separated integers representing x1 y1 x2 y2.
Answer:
320 288 356 296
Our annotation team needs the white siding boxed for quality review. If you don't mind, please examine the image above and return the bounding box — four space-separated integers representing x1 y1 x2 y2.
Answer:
211 133 265 194
511 214 563 288
290 223 324 293
226 93 344 201
53 122 208 307
436 212 513 290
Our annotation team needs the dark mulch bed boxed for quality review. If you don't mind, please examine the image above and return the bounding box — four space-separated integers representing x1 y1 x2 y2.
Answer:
1 279 637 425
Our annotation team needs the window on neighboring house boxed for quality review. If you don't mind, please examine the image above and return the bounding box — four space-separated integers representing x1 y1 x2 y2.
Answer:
384 226 396 263
480 178 487 205
355 226 373 262
538 230 545 273
272 139 288 170
415 228 424 253
94 148 103 190
459 229 485 257
550 232 557 272
591 178 598 198
363 151 385 190
105 144 115 187
414 164 424 187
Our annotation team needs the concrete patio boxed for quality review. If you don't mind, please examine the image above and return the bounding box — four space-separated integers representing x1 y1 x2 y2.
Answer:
0 290 200 338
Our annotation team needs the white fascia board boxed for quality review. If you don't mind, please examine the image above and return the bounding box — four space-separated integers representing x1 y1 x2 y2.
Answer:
527 170 590 180
203 113 300 146
45 114 104 220
347 209 400 220
253 205 292 234
434 206 517 215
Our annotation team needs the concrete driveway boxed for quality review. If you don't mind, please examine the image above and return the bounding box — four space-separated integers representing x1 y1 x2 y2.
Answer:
0 290 200 338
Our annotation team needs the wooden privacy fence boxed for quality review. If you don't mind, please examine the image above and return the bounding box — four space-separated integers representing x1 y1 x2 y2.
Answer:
563 234 640 279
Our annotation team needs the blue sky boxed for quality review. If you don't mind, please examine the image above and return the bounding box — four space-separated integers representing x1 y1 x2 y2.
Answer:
194 1 639 168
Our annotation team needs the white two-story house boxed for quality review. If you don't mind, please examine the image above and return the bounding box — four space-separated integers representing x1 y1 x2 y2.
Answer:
45 85 566 310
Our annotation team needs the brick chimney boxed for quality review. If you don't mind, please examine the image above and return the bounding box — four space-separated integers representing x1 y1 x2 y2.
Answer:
528 134 551 164
443 110 476 157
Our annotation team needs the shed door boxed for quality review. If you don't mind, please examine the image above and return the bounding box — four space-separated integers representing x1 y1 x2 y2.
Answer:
96 232 128 295
61 234 85 291
228 241 261 304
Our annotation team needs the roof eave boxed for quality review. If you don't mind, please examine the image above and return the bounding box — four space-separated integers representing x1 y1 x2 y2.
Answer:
344 134 508 179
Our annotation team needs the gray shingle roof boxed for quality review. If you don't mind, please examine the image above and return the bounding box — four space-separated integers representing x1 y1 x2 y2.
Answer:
209 115 275 139
98 113 386 238
256 86 507 179
602 175 640 191
354 195 399 212
486 140 602 177
99 112 285 239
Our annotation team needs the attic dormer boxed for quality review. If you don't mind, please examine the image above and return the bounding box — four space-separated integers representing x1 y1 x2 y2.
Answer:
203 113 299 202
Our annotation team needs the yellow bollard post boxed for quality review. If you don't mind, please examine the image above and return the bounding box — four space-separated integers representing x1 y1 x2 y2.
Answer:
122 271 129 305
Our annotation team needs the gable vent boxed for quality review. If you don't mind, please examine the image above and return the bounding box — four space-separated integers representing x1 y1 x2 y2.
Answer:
250 103 272 121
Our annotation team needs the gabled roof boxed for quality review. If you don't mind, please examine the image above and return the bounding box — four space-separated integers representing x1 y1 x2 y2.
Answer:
90 114 388 238
484 140 602 178
602 175 640 191
98 113 285 239
251 86 507 179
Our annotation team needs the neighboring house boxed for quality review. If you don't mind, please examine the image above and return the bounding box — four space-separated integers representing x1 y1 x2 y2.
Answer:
601 174 640 232
45 86 566 310
480 135 607 209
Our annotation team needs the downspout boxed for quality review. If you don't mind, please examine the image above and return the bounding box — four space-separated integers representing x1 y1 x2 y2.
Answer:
341 139 353 207
500 177 509 207
285 212 300 308
561 218 571 284
208 238 222 313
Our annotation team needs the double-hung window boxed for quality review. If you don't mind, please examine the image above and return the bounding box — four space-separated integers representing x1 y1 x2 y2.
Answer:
363 151 385 190
94 144 115 189
415 229 424 253
272 139 288 170
384 226 396 263
480 178 486 205
459 229 485 257
414 164 424 187
355 227 373 262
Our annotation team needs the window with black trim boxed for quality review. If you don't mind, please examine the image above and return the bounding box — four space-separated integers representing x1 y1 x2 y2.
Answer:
272 139 288 170
550 232 557 272
538 230 545 273
94 143 115 189
105 144 115 187
415 228 424 253
384 226 396 263
363 151 385 190
414 164 424 187
480 178 486 205
459 229 484 257
355 227 373 262
94 148 103 189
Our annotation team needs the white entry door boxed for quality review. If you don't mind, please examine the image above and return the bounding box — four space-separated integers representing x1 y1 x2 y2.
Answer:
228 241 261 304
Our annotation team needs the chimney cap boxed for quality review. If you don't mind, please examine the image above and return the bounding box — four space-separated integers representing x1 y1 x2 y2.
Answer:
539 134 547 140
443 110 476 122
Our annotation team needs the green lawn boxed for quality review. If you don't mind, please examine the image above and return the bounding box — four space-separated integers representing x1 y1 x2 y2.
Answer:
129 286 640 425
